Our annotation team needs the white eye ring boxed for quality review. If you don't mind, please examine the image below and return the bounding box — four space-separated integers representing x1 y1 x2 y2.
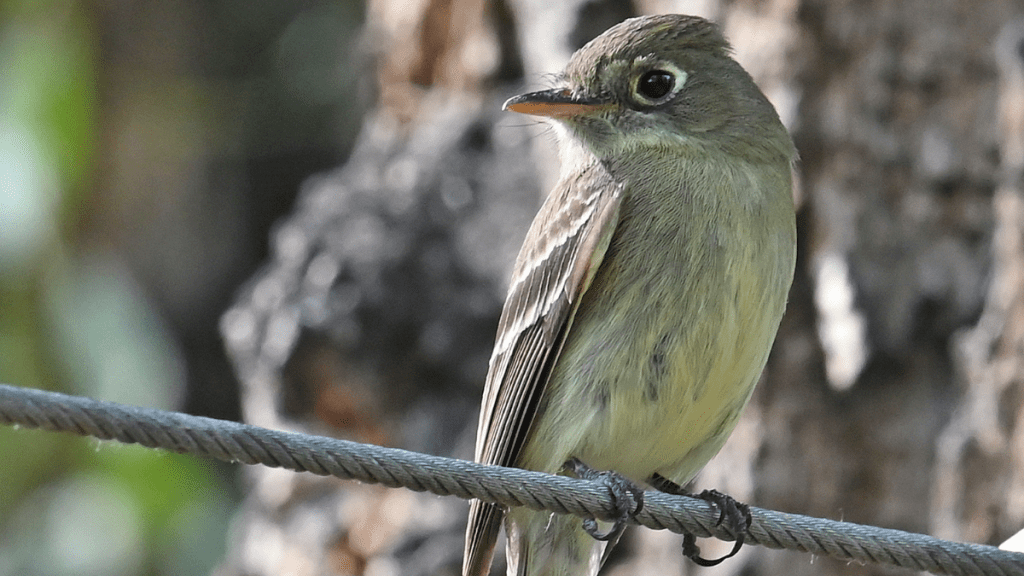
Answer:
632 62 688 106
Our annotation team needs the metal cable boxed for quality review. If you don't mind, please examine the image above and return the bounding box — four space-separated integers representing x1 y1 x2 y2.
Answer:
0 383 1021 575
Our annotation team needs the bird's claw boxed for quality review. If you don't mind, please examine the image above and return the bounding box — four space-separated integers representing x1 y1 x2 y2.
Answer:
680 489 752 567
564 457 644 541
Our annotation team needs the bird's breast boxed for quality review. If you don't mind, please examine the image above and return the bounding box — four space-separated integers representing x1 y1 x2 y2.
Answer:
519 157 795 484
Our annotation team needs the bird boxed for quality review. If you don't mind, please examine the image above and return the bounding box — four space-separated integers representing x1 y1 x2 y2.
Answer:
463 14 797 576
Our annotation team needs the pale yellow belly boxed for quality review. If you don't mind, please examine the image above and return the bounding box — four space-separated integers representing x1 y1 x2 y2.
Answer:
518 231 788 486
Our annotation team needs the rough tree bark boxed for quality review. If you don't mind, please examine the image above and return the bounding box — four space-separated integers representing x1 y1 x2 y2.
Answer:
217 1 1024 575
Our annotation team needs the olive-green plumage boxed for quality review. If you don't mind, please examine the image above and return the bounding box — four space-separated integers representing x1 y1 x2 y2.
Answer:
464 14 797 576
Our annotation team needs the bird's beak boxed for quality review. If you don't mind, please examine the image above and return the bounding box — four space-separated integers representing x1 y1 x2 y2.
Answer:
503 88 610 118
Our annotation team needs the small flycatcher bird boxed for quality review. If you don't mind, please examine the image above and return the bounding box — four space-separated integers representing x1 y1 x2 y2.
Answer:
464 14 797 576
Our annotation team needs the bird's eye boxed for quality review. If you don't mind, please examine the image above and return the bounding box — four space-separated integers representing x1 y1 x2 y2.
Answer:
626 65 684 106
635 70 676 103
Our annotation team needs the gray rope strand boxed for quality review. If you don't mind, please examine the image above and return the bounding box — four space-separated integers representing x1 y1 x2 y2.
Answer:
0 383 1020 576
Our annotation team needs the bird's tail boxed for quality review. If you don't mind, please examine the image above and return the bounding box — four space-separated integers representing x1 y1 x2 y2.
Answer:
504 506 612 576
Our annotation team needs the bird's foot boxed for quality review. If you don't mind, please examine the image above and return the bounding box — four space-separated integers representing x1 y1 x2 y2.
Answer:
564 457 644 542
649 475 751 567
682 489 751 566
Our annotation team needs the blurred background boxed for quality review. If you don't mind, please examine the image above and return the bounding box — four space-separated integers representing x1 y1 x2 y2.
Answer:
2 0 1023 575
0 0 365 574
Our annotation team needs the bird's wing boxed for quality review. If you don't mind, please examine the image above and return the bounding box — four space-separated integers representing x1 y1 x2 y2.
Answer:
463 164 624 576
